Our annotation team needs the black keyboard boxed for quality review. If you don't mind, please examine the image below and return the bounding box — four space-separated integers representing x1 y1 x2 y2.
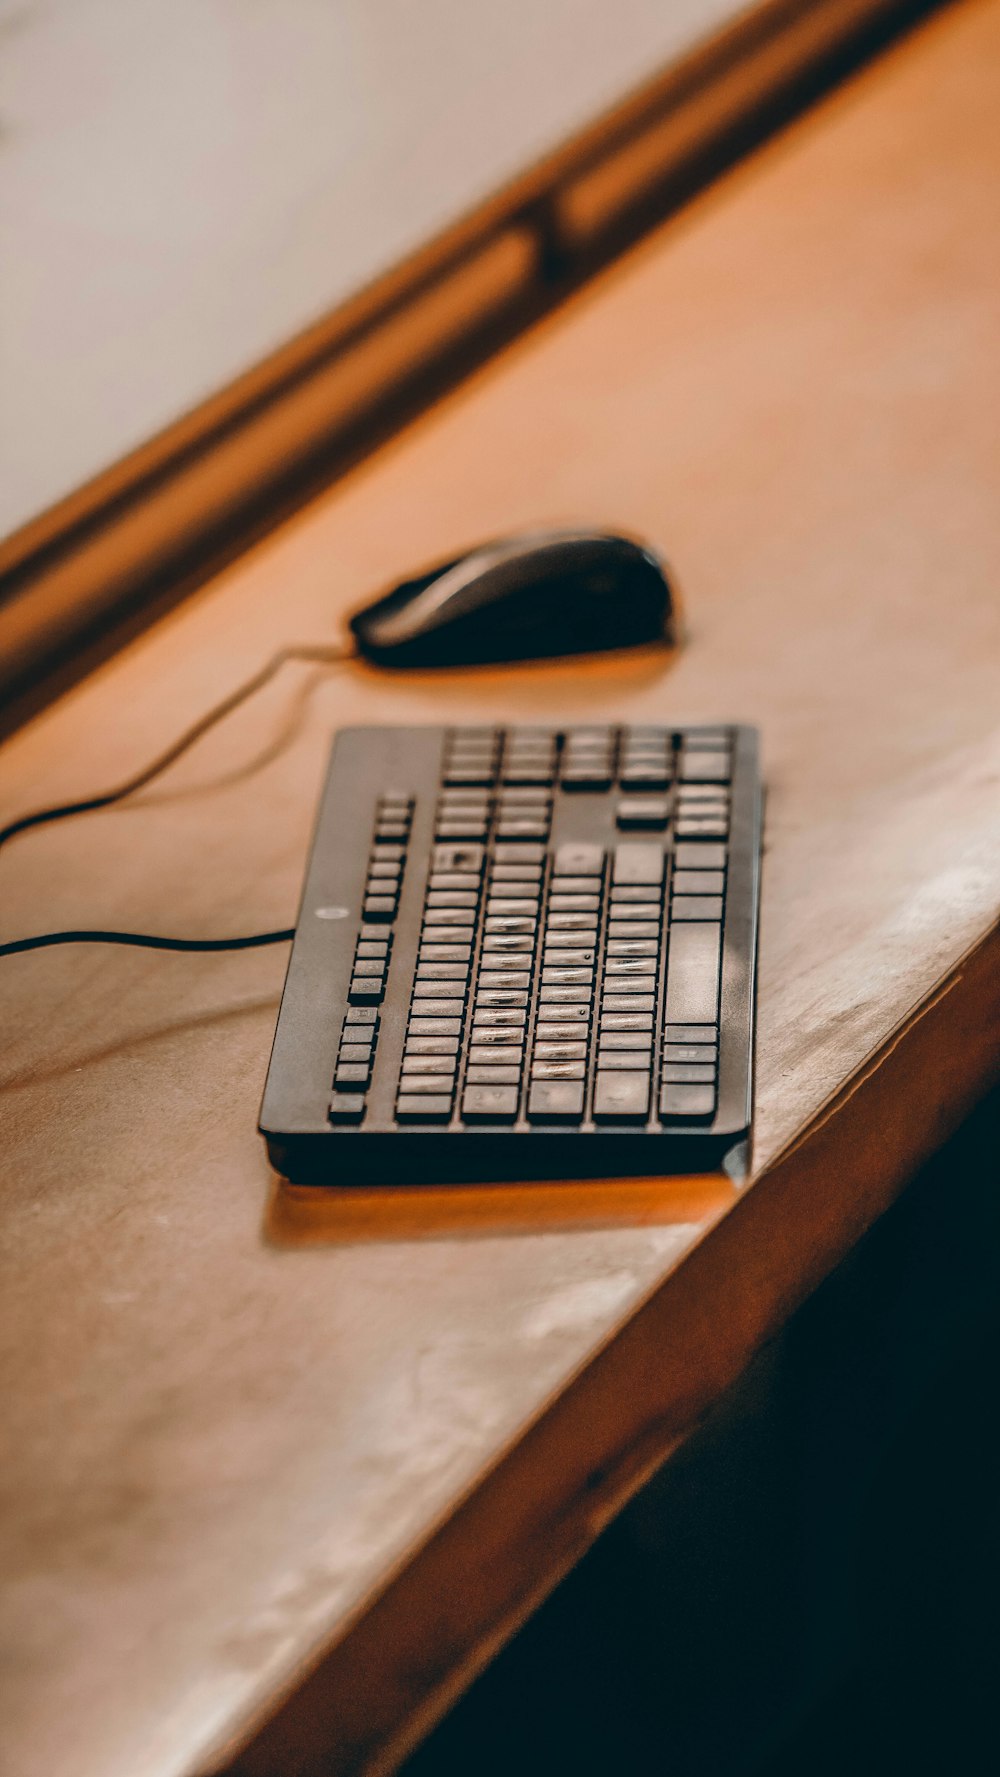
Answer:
260 724 761 1184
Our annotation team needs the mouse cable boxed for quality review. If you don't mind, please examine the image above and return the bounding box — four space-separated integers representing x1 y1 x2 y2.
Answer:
0 927 294 958
0 641 356 858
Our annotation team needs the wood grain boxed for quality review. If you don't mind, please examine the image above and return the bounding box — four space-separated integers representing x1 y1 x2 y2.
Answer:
2 4 1000 1775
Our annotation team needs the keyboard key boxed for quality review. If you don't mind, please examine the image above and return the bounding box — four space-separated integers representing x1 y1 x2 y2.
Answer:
561 766 612 789
396 1095 453 1121
344 1005 378 1025
468 1046 523 1067
660 1083 716 1120
597 1051 653 1070
663 923 722 1024
479 969 531 988
600 1013 653 1031
548 893 600 912
682 729 730 748
421 925 476 944
600 994 655 1013
363 897 397 918
539 986 592 1003
611 883 663 902
356 941 390 958
411 998 464 1018
620 763 670 789
476 990 529 1007
675 820 728 838
335 1063 370 1085
496 820 549 837
408 1017 462 1036
491 863 543 882
340 1043 374 1063
616 797 670 829
613 843 664 886
672 895 724 921
423 906 475 929
429 872 482 891
606 939 659 957
679 750 730 782
554 843 604 876
349 979 384 1003
487 880 541 899
607 922 660 941
662 1063 716 1083
482 934 534 953
541 967 594 985
664 1024 718 1042
433 843 484 872
604 958 658 976
419 944 472 961
328 1095 366 1123
593 1070 650 1121
606 902 661 921
486 900 538 916
543 932 598 949
436 821 488 839
426 891 479 909
368 860 402 878
663 1044 717 1064
673 843 727 870
599 1031 653 1050
546 912 599 930
531 1060 586 1080
462 1085 519 1121
536 1005 590 1025
401 1072 459 1093
414 964 469 982
541 948 595 967
672 870 725 895
404 1035 460 1054
472 1009 526 1027
466 1065 521 1085
351 959 386 977
494 843 545 864
534 1041 588 1060
527 1080 585 1122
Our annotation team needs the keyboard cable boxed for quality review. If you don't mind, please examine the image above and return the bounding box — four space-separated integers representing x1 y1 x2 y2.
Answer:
0 641 355 959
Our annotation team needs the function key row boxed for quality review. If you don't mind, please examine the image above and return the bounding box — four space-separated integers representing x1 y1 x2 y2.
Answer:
440 727 733 792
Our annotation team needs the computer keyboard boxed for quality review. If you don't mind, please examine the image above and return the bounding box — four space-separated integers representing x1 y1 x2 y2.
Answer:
260 724 761 1184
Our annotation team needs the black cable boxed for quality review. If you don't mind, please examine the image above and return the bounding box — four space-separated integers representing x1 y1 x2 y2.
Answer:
0 928 294 958
0 641 354 856
0 640 354 960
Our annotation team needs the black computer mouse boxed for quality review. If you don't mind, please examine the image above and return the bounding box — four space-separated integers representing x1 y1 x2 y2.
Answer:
348 529 675 668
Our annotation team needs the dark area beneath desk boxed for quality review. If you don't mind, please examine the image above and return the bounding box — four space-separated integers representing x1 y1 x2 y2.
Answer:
403 1086 1000 1777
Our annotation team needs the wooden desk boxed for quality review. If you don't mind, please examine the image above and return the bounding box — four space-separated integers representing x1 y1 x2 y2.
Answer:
2 3 999 1773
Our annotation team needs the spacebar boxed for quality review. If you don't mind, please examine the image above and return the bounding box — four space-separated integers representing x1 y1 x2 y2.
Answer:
663 923 722 1024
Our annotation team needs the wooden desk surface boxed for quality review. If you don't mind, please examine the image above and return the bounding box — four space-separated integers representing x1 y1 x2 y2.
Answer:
2 3 1000 1774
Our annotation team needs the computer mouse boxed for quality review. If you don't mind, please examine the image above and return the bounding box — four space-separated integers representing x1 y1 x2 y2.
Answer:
348 529 675 668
